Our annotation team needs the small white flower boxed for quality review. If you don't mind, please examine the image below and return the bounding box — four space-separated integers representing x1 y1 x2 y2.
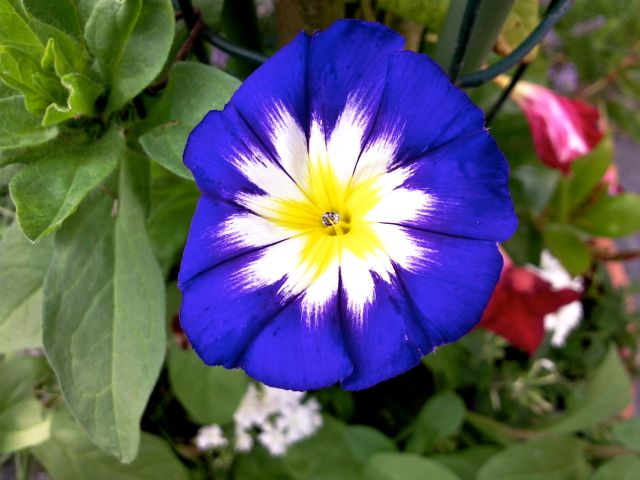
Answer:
534 250 583 347
232 383 323 455
195 424 228 451
258 423 289 456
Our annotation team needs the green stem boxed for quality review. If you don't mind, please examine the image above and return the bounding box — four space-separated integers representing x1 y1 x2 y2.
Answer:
485 63 529 124
458 0 574 87
559 178 570 223
15 452 31 480
448 0 484 82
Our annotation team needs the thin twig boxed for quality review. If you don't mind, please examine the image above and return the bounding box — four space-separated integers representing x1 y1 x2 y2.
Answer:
485 63 529 124
592 248 640 262
449 0 483 82
578 51 640 98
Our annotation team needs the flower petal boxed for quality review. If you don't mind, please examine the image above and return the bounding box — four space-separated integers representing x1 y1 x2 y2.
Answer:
241 293 353 391
398 131 517 241
339 275 432 391
178 195 293 286
395 231 504 347
366 50 485 167
308 19 404 134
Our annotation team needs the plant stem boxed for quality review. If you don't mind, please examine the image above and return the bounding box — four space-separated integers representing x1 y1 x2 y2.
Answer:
458 0 574 87
449 0 483 82
485 63 529 124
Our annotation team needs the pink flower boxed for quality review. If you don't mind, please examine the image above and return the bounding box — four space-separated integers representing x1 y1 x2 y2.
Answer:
509 80 603 174
478 253 582 354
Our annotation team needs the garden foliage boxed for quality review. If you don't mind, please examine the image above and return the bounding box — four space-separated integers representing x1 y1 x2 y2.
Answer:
0 0 639 478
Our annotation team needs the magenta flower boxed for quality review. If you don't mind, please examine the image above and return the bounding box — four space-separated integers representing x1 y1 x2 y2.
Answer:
511 80 603 174
178 20 517 391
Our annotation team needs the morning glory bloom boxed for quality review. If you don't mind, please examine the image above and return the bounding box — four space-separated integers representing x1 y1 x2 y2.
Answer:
178 20 517 391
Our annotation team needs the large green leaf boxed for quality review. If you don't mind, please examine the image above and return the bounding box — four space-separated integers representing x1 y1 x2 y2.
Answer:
139 122 193 180
429 446 501 480
543 224 591 276
591 456 640 480
541 345 631 434
21 0 86 38
140 62 239 179
378 0 450 30
9 128 122 241
0 222 53 353
43 154 166 462
0 45 64 114
147 61 240 126
496 0 539 62
406 391 466 454
574 193 640 237
168 345 248 425
364 453 461 480
0 95 58 155
477 436 591 480
612 417 640 451
31 409 189 479
147 174 198 274
0 0 44 59
284 417 396 480
0 356 53 452
84 0 174 112
566 136 613 212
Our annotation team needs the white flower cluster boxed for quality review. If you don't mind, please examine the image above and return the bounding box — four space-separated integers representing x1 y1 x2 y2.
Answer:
534 250 584 347
194 383 322 457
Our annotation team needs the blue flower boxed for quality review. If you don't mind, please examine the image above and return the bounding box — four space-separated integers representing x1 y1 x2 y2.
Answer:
178 20 517 391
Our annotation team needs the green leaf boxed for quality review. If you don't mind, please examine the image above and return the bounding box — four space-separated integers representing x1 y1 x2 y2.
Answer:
147 174 198 273
406 391 466 453
284 417 395 480
0 45 64 114
574 193 640 237
43 154 166 462
511 164 561 216
496 0 540 62
566 136 613 211
429 446 501 480
85 0 174 112
168 345 248 425
591 456 640 480
0 95 58 154
0 356 53 452
477 436 591 480
21 0 86 38
378 0 450 30
543 225 591 276
9 128 123 241
0 0 44 59
0 222 53 353
542 345 631 434
235 445 295 480
612 418 640 451
139 122 193 180
31 409 189 479
364 453 461 480
147 61 240 126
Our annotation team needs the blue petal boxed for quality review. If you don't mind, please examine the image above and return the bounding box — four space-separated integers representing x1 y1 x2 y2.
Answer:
308 19 404 133
397 231 503 347
399 131 518 241
180 250 286 368
184 107 271 199
340 276 433 391
184 33 310 196
179 195 259 286
241 294 353 391
180 250 353 390
367 50 485 166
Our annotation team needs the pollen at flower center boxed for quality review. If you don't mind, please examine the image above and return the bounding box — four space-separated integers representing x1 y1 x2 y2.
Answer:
321 211 340 227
